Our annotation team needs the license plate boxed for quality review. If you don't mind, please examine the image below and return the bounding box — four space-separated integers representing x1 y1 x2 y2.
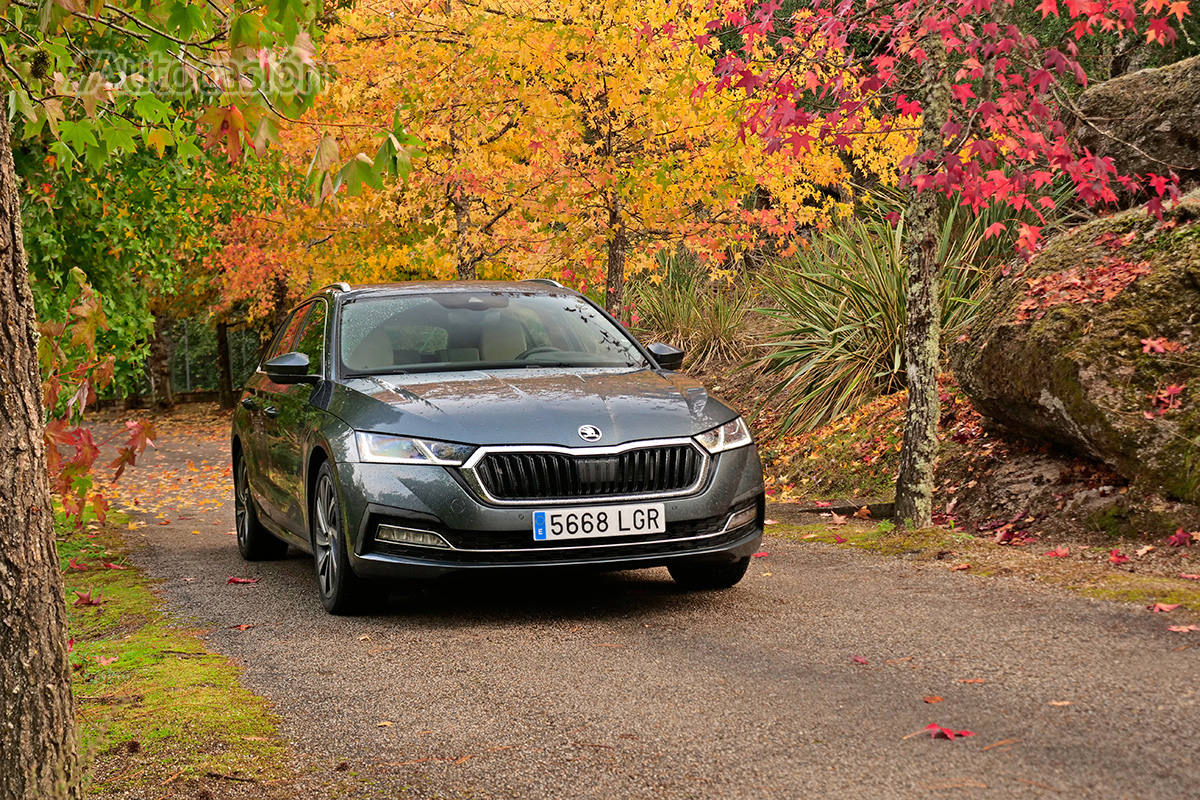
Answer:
533 503 666 541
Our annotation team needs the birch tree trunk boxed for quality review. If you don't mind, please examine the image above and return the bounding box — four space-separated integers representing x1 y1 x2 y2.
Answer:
894 40 951 528
0 97 83 800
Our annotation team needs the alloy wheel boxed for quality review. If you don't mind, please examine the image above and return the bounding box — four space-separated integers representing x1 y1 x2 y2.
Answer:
313 474 340 598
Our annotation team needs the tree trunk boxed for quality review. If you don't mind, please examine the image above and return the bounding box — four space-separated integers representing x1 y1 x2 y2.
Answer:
894 40 950 528
604 198 626 315
0 98 83 800
452 186 477 280
216 320 234 410
147 311 174 409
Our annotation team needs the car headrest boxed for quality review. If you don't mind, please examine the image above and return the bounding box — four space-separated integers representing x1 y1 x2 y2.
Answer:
479 316 526 362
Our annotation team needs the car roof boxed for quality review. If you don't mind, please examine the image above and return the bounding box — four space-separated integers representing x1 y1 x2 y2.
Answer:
308 280 577 304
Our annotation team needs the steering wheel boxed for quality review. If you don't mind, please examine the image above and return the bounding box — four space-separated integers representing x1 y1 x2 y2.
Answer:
515 345 560 360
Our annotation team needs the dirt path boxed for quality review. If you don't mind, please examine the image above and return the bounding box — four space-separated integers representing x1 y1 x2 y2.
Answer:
109 413 1199 799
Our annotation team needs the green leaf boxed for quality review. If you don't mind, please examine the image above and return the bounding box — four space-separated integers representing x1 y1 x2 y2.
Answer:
145 128 174 157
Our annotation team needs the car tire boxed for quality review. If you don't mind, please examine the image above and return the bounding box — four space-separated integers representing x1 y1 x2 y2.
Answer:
311 462 368 615
235 455 288 561
668 556 751 590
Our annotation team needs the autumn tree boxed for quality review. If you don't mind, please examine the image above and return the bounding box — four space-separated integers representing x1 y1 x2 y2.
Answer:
290 0 900 311
0 2 328 795
715 0 1190 525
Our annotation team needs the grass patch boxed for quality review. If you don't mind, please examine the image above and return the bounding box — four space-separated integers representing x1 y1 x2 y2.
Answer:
61 513 287 794
769 521 1200 613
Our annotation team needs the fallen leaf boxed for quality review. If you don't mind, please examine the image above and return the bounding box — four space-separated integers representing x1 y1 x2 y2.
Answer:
925 723 975 741
752 551 769 558
1135 545 1155 557
1043 546 1070 558
67 558 89 571
759 571 773 577
1167 624 1200 633
95 655 117 666
230 624 254 631
851 656 869 666
102 562 127 570
982 738 1019 751
67 637 74 653
1109 549 1130 565
1179 573 1200 581
73 590 102 607
764 518 779 525
226 577 259 585
923 696 944 704
813 500 832 508
832 534 848 544
1048 700 1072 707
829 512 848 526
1167 528 1195 547
357 634 371 641
853 506 872 519
1148 602 1180 613
376 721 393 727
951 563 970 571
960 678 985 684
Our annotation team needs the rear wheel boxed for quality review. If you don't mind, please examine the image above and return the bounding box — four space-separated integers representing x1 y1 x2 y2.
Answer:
311 462 368 615
235 456 288 561
668 557 750 590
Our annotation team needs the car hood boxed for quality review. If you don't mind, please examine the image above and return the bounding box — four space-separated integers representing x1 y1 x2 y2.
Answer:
327 368 737 447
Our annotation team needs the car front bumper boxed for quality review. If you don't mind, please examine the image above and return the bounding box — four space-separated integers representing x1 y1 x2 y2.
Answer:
332 444 765 580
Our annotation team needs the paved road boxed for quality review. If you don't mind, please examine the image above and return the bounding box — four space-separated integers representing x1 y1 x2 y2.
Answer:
117 422 1199 799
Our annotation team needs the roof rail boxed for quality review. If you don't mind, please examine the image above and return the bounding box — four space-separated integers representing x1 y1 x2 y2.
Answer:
521 278 566 289
318 282 352 293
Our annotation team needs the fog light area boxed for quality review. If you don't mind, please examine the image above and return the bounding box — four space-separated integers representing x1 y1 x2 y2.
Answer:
725 505 758 531
376 524 452 549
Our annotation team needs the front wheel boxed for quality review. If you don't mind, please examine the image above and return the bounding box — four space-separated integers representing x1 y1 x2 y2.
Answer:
668 557 750 590
311 462 369 615
235 456 288 561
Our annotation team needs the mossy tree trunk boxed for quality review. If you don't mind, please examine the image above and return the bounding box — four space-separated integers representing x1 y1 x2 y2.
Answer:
0 98 83 799
894 40 951 528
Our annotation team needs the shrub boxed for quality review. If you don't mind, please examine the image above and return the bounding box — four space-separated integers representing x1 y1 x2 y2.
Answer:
629 251 757 371
755 202 1008 433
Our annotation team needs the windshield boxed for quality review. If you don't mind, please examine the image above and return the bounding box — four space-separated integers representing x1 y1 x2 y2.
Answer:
339 291 649 375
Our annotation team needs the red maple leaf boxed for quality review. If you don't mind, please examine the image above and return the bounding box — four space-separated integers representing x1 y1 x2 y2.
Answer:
1109 549 1130 565
851 656 869 665
1167 529 1195 547
1179 573 1200 581
752 551 770 558
67 558 89 571
925 723 976 740
1044 546 1070 558
73 590 102 607
1148 602 1180 613
227 577 260 585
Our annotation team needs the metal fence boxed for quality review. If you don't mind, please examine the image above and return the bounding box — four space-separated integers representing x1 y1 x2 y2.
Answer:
168 318 262 394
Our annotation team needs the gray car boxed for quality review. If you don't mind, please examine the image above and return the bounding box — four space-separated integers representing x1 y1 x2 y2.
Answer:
232 280 764 613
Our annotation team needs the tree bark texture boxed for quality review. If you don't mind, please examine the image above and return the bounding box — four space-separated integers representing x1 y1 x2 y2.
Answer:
0 99 83 800
894 40 950 528
604 196 626 315
216 321 234 410
147 311 174 409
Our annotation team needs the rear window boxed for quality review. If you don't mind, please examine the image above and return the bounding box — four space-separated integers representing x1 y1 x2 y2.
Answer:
338 291 648 375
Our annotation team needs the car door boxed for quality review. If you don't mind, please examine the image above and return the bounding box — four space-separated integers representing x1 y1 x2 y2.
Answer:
264 298 328 535
252 304 312 527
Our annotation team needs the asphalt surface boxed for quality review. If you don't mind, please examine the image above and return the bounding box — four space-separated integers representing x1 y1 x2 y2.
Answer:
117 423 1199 799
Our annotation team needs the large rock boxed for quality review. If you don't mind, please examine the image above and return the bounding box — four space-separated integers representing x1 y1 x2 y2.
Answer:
1077 56 1200 199
953 192 1200 504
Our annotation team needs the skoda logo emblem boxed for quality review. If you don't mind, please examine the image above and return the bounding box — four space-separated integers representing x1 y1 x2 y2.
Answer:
577 425 603 442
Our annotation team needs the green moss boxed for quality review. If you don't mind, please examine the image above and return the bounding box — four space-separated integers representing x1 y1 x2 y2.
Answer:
61 516 287 794
769 522 1200 613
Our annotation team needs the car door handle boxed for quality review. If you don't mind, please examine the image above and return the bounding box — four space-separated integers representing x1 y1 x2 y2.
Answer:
241 397 258 411
263 406 280 418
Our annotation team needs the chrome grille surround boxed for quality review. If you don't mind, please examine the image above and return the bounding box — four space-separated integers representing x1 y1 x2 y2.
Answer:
458 437 711 506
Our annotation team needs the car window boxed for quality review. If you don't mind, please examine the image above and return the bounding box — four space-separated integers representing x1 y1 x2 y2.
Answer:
293 299 327 375
339 291 648 374
264 305 310 364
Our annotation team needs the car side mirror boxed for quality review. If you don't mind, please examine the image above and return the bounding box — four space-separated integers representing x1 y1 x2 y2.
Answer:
264 352 319 384
647 342 685 371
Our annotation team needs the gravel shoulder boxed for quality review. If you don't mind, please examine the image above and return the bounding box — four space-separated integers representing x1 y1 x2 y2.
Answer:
107 413 1200 799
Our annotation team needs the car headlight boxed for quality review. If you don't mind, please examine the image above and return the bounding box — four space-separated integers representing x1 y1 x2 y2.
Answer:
695 417 753 454
355 432 476 465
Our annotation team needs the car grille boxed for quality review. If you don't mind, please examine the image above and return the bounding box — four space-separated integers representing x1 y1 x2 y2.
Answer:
468 443 705 501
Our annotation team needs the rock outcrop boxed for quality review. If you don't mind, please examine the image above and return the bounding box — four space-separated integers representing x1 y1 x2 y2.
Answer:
953 192 1200 503
1076 55 1200 200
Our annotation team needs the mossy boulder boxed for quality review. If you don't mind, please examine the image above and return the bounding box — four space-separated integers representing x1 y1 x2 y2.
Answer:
953 192 1200 503
1077 55 1200 200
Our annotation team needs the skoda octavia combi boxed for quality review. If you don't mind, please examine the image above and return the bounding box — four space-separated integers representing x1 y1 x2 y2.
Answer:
231 280 765 613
